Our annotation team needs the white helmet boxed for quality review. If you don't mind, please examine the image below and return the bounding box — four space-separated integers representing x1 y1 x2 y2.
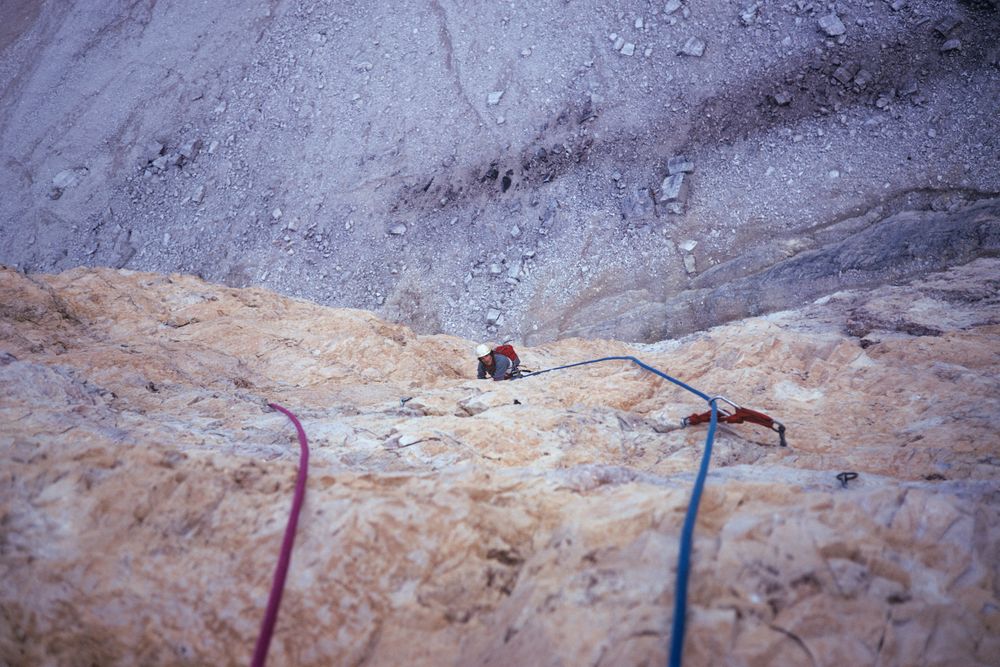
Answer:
475 343 491 358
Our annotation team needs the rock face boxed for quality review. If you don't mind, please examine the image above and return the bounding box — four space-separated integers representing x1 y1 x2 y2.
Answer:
1 264 999 666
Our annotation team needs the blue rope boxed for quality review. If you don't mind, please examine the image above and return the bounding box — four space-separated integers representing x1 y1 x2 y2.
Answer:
516 355 711 402
517 356 722 666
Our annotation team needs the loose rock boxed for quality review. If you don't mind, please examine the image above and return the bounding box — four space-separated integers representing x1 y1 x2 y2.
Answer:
179 139 202 161
664 0 682 15
52 168 88 190
667 156 695 175
390 224 407 235
933 15 962 37
138 141 164 165
658 173 687 202
818 14 846 37
621 42 635 56
940 39 961 53
621 188 655 219
833 63 858 85
487 91 504 105
739 2 761 25
680 36 706 57
853 68 873 89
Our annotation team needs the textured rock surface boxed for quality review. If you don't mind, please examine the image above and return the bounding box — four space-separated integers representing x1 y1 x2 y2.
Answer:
2 262 999 666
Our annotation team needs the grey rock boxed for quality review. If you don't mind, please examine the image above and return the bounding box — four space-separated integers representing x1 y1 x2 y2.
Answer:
139 141 164 165
740 2 761 25
52 168 88 189
271 207 283 221
933 15 962 37
487 91 504 106
658 173 687 202
511 225 521 238
507 261 523 280
772 91 792 106
940 39 962 53
621 188 655 219
833 63 858 85
151 155 170 171
390 223 407 235
657 199 1000 339
664 0 682 15
490 263 503 275
683 254 697 274
179 139 202 161
621 42 635 56
667 156 695 175
539 200 558 225
486 308 502 325
680 36 706 57
853 68 873 89
679 239 698 252
613 36 626 51
890 0 906 10
818 14 846 37
191 185 205 204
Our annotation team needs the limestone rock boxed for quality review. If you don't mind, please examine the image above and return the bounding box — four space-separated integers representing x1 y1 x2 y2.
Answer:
0 264 998 667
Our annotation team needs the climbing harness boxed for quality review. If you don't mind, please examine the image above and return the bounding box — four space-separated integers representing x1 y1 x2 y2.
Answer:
836 471 858 489
516 355 786 667
682 397 787 447
250 403 310 667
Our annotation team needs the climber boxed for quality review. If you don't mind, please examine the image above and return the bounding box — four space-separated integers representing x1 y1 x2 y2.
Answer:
476 343 521 381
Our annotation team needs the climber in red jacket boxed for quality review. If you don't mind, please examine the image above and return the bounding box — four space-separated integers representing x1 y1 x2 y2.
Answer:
475 343 521 381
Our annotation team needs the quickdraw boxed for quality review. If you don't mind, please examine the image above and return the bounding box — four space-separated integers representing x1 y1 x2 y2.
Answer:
682 396 787 447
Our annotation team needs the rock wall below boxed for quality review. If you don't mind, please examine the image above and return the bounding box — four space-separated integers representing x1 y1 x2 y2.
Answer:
1 260 999 666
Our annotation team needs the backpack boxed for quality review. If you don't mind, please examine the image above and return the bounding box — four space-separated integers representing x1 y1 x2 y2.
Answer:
493 344 519 366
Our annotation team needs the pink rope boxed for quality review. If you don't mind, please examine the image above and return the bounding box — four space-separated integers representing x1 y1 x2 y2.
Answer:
250 403 310 667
